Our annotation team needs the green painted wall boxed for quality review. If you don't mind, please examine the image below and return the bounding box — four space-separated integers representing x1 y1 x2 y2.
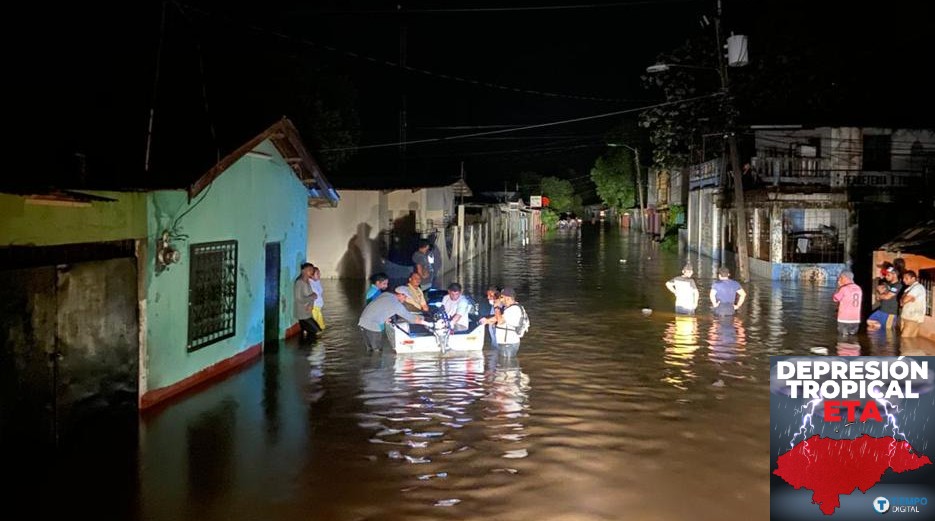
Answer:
0 191 147 246
143 140 308 394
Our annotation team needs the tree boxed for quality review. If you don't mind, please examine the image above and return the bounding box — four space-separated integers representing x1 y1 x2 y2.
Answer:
540 176 575 213
590 148 636 212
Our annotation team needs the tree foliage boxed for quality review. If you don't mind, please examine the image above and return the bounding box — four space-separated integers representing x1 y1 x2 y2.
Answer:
590 148 636 211
540 176 575 212
639 33 731 170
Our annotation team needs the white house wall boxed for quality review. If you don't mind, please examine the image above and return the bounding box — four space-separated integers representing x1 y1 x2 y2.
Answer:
307 190 384 280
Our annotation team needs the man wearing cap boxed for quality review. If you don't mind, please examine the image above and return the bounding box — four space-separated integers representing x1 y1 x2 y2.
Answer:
665 264 699 315
494 287 524 357
441 282 472 331
357 287 425 351
294 262 319 343
867 265 901 332
832 270 862 337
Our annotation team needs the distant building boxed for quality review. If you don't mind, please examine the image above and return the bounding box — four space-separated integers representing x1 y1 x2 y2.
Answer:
687 126 935 284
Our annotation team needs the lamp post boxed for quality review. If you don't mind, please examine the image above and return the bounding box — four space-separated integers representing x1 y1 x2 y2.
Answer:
645 1 750 281
607 143 646 233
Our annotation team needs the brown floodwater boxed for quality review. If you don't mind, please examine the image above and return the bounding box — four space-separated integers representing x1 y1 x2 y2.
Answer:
24 226 925 520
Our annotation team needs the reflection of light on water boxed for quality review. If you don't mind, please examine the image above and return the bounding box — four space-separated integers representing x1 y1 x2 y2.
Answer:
835 341 860 356
662 316 700 390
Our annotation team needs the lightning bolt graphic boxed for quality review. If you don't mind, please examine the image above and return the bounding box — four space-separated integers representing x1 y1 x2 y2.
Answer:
791 398 823 448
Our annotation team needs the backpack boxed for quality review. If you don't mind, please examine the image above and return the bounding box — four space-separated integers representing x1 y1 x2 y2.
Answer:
507 304 531 338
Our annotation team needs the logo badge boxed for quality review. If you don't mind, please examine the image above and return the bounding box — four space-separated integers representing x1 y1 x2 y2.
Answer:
873 497 890 514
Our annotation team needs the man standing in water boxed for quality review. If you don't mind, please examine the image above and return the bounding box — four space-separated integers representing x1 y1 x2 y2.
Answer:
358 287 426 352
832 270 862 337
494 287 529 358
666 263 699 315
294 262 319 343
710 266 746 316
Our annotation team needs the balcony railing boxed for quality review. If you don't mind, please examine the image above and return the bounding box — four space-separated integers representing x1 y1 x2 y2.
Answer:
688 159 723 190
751 157 924 188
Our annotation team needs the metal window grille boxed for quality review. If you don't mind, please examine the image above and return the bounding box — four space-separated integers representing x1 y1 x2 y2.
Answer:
920 268 934 317
188 241 237 351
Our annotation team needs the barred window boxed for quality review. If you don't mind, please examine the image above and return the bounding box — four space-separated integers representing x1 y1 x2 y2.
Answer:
188 241 238 351
920 268 934 317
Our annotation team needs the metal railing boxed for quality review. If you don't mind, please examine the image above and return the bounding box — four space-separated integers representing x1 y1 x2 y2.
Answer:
751 157 924 188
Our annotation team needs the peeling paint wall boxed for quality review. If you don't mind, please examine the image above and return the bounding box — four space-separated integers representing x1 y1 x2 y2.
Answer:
142 139 308 397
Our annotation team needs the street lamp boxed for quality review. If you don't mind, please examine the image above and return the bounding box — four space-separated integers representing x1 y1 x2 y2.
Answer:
607 143 646 233
644 2 751 281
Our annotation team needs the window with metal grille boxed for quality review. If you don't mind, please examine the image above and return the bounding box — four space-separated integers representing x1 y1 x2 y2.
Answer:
919 268 934 317
188 241 237 351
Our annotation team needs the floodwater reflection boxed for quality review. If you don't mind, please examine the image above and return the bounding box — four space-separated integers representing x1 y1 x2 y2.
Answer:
39 228 935 520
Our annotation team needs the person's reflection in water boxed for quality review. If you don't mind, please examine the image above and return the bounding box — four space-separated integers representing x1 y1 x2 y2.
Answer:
483 353 531 446
662 315 700 390
706 316 747 363
865 328 900 356
305 343 327 403
834 340 861 356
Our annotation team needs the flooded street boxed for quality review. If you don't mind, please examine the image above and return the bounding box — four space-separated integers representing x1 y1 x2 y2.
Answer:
29 227 909 520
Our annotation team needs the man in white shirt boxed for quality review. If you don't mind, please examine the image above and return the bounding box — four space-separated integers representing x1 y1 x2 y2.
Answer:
665 263 699 315
441 282 472 331
900 270 927 338
495 287 525 357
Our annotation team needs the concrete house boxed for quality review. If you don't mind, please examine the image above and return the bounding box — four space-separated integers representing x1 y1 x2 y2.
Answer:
686 126 934 284
0 118 337 445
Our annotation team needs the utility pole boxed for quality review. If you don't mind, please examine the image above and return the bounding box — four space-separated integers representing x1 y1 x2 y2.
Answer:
715 0 750 282
633 147 647 234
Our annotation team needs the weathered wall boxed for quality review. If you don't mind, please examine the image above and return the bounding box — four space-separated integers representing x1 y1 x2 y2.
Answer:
142 139 308 400
0 191 147 246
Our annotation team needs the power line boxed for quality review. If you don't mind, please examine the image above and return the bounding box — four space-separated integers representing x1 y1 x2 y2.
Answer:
293 0 701 14
322 93 723 152
174 1 642 105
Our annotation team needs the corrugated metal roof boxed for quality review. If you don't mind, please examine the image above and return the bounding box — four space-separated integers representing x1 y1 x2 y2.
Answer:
877 218 935 258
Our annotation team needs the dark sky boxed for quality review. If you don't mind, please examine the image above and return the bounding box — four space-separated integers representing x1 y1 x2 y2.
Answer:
14 0 935 192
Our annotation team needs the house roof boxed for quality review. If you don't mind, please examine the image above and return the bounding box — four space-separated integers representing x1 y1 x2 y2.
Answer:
877 219 935 258
190 118 339 207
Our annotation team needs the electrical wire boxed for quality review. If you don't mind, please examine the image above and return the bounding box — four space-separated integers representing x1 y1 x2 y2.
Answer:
322 93 723 152
173 1 642 105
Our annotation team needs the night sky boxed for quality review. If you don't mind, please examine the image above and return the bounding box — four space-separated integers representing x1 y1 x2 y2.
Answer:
13 0 935 192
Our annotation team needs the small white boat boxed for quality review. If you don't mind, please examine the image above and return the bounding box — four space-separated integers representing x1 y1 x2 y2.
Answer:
387 289 486 354
387 320 486 353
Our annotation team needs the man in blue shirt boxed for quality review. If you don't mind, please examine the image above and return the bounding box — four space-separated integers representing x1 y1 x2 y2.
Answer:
710 266 746 316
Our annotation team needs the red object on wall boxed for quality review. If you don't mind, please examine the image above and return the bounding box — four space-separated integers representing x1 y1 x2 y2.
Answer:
542 196 550 207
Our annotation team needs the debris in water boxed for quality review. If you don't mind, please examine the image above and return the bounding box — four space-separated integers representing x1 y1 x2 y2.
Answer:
810 347 828 355
434 499 461 507
502 449 528 459
492 468 519 474
619 259 627 263
711 380 726 388
418 472 448 480
641 308 653 316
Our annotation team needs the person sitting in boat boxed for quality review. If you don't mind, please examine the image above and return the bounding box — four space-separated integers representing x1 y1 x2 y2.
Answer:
441 282 472 331
357 286 425 352
400 271 429 313
478 286 502 347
